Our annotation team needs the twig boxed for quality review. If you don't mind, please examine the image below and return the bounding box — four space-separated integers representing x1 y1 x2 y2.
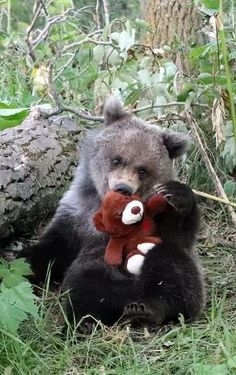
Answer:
26 6 94 59
185 107 236 226
26 0 43 62
96 0 101 30
102 0 110 26
193 189 236 209
197 236 236 249
39 0 48 16
32 14 67 49
48 61 62 107
44 99 209 124
43 106 103 122
54 52 77 81
132 102 209 113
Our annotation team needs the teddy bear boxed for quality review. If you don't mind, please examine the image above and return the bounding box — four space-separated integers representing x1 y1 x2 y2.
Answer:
93 191 167 274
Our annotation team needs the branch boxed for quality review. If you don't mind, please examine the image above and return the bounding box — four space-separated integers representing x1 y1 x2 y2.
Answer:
43 99 209 123
96 0 101 30
132 102 209 113
185 107 236 226
25 5 95 60
26 0 43 62
193 189 236 209
32 14 67 49
102 0 110 26
43 106 103 122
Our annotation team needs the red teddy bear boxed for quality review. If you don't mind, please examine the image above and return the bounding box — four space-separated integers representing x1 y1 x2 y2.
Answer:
93 191 167 274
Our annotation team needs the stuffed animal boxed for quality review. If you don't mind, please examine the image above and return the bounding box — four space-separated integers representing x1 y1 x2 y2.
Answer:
93 191 167 274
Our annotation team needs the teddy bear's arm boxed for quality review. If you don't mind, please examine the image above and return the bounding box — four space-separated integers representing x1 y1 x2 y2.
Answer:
105 238 125 266
145 194 167 216
93 209 106 232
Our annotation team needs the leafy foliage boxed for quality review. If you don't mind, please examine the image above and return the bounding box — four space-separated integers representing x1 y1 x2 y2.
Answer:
0 259 38 334
0 0 235 194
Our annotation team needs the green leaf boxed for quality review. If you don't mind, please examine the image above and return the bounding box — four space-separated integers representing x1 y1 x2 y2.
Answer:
0 108 28 116
0 106 29 131
112 78 128 91
138 69 151 85
93 45 105 65
221 136 236 173
197 73 213 84
125 89 141 106
229 51 236 59
161 61 177 79
110 32 120 42
106 47 121 66
0 102 12 109
189 43 216 60
133 18 149 32
177 84 195 101
196 73 227 85
10 259 33 277
0 282 38 334
0 259 33 288
201 0 219 10
224 180 236 198
118 29 135 51
228 356 236 369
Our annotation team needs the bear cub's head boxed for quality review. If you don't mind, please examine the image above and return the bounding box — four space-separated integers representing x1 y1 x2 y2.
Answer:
88 97 190 199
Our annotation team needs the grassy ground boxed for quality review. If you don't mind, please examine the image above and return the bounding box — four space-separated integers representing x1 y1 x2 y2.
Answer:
1 206 236 375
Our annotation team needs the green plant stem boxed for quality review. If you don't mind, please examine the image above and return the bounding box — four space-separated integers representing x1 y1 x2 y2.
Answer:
193 189 236 208
219 0 236 143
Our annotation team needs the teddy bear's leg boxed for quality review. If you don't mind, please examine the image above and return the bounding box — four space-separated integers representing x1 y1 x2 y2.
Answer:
126 242 157 274
137 242 156 254
126 254 145 275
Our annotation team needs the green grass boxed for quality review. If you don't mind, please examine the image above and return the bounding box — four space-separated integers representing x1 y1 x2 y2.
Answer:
1 210 236 375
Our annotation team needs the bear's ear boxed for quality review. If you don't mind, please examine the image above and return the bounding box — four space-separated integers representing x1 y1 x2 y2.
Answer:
93 210 106 232
161 129 190 159
103 96 129 125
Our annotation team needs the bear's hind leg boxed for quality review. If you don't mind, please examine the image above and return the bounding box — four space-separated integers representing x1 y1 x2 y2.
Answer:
123 242 205 327
63 251 136 330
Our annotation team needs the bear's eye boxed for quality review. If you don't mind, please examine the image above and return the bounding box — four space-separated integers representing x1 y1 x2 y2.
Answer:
138 167 146 180
112 158 122 167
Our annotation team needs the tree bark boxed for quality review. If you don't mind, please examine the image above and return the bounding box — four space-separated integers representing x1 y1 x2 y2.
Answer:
141 0 206 60
0 111 83 242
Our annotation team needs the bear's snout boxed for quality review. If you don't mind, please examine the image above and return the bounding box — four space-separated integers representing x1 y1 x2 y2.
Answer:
114 183 132 196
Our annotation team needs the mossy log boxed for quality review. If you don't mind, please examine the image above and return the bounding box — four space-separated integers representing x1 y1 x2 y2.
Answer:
0 110 83 242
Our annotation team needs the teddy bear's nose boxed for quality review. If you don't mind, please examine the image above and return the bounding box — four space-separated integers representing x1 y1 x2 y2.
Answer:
131 206 141 215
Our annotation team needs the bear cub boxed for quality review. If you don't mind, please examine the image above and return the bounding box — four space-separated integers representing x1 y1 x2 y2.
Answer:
18 97 205 331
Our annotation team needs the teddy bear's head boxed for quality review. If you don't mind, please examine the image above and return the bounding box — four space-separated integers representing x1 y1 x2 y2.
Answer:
93 191 144 236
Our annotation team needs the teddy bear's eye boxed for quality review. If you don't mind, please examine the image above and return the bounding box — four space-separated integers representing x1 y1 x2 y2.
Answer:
138 167 146 180
112 158 122 167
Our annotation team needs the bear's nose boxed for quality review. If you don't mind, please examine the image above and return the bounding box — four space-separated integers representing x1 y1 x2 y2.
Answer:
114 183 132 196
131 206 141 215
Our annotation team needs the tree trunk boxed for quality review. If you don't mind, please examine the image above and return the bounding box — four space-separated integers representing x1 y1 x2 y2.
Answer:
0 111 82 242
141 0 206 69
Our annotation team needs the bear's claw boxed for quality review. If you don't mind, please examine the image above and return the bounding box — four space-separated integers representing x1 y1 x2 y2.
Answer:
122 302 156 324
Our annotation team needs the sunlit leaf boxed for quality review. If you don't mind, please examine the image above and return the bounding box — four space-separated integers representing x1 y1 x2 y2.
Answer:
201 0 219 11
224 180 236 197
0 282 38 334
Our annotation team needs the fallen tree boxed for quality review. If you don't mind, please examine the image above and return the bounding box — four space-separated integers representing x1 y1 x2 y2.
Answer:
0 110 83 242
